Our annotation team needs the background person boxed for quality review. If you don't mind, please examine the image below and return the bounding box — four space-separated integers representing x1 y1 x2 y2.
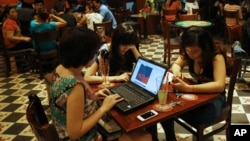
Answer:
92 0 117 29
2 5 32 73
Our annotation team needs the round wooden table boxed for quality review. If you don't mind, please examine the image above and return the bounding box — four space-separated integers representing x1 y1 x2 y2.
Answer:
174 20 212 28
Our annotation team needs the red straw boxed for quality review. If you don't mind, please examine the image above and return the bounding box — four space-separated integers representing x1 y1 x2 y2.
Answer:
101 58 106 83
163 72 169 92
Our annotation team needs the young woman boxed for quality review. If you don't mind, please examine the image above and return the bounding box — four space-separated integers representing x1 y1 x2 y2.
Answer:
49 27 123 140
77 2 103 30
159 26 230 141
30 7 66 52
84 23 141 84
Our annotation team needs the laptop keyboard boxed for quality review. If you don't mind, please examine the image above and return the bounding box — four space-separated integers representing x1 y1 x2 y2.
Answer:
111 84 153 106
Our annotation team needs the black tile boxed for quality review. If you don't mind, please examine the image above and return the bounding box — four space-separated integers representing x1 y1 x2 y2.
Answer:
0 78 15 83
237 90 250 96
0 83 16 89
3 123 28 134
2 104 22 112
12 136 34 141
2 113 24 122
22 84 37 89
233 97 241 104
243 105 250 113
1 96 19 103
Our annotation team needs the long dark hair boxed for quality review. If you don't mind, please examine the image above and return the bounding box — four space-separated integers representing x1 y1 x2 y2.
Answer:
180 26 227 68
109 23 139 75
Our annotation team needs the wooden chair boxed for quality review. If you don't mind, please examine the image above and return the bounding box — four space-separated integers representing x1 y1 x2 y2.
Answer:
32 30 59 79
178 13 198 21
162 8 178 22
26 93 60 141
93 20 113 37
93 20 113 43
161 20 180 66
0 27 33 77
174 58 242 141
192 8 205 20
228 25 249 77
223 10 239 43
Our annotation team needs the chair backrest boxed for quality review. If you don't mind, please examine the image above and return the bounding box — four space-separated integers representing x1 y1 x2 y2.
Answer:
192 7 205 20
223 10 239 26
225 57 242 117
93 20 113 38
0 27 33 76
26 93 60 141
178 13 198 21
32 30 58 54
32 30 59 79
161 20 180 65
162 8 178 22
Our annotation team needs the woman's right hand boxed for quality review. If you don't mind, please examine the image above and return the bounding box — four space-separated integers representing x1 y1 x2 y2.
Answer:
100 94 123 112
116 72 130 82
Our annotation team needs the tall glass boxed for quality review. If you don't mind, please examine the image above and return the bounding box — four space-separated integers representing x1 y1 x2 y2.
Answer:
99 57 110 88
154 76 172 112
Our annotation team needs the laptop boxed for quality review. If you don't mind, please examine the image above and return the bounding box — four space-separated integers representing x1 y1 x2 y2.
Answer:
110 57 168 114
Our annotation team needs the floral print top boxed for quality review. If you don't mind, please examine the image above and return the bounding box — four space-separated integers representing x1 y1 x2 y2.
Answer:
50 73 98 141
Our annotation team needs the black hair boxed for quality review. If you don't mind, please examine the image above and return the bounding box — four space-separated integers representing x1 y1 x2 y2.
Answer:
34 0 44 4
37 7 49 21
180 26 227 68
58 27 101 68
3 5 16 18
53 1 65 12
109 23 140 75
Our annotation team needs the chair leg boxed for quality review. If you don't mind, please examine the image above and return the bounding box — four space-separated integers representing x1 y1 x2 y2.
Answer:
163 44 167 64
226 126 230 141
4 57 11 77
197 129 203 141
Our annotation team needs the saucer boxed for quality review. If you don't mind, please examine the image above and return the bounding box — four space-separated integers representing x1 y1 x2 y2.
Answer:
181 94 198 100
153 104 173 112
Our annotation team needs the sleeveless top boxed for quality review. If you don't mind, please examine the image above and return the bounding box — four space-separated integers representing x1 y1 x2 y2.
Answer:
50 73 98 141
188 59 226 95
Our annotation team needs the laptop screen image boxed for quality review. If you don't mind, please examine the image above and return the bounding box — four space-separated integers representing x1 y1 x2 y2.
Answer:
130 57 168 96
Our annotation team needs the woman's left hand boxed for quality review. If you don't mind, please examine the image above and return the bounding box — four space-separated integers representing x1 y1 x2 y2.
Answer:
95 88 110 100
171 77 189 92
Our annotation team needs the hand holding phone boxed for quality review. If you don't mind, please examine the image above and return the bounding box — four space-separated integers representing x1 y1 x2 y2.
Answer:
137 110 158 121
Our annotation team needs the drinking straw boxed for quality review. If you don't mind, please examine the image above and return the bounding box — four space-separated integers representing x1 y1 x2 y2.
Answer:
101 58 106 83
163 72 169 92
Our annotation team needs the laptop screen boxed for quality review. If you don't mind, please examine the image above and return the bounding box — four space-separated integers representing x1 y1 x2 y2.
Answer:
130 57 167 96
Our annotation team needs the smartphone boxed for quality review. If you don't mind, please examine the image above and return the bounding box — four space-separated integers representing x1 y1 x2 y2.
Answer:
137 110 158 121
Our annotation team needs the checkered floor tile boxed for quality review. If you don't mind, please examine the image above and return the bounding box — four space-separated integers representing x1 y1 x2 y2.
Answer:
0 35 249 141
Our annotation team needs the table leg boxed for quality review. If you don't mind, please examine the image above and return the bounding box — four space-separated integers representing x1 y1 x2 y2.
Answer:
140 18 152 44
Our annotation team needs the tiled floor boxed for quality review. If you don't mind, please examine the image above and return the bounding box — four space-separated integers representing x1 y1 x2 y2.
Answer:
0 34 249 141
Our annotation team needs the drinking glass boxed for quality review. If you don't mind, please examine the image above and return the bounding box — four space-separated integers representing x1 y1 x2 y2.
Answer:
99 57 111 88
154 76 172 112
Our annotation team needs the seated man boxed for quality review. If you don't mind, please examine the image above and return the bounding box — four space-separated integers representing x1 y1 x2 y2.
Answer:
92 0 117 29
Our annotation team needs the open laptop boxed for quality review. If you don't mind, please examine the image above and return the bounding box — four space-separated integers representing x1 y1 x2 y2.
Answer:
110 57 168 114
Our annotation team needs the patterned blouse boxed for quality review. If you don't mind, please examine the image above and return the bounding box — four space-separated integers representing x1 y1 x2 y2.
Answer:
50 73 98 141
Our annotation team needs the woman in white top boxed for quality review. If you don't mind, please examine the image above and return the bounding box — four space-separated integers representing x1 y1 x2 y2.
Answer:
77 2 103 30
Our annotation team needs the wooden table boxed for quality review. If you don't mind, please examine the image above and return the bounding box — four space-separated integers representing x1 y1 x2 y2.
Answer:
130 14 153 44
90 83 219 133
109 91 219 132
